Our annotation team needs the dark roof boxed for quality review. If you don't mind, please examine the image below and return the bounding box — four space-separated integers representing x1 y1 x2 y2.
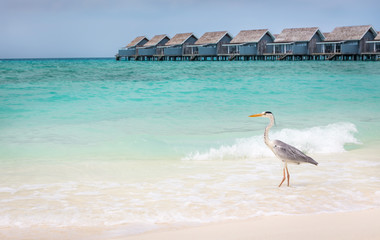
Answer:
230 29 274 44
165 33 197 46
324 25 377 41
126 36 148 48
195 31 232 45
274 27 323 43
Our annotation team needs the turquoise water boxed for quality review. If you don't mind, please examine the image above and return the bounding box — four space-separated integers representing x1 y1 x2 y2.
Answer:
1 59 380 162
1 59 380 232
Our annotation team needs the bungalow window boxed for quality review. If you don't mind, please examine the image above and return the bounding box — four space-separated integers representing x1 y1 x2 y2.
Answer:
336 44 341 53
325 44 341 53
325 45 333 53
275 45 282 53
376 43 380 52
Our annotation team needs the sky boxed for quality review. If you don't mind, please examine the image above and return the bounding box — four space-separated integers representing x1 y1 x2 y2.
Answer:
1 0 379 59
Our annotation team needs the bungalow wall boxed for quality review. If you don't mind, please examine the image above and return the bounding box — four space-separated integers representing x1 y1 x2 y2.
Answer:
315 43 324 53
198 45 217 56
292 42 308 55
118 48 136 57
317 42 342 54
365 41 380 53
164 36 197 56
258 33 274 54
119 38 149 57
216 34 233 55
308 33 323 54
272 44 292 54
138 38 170 56
239 44 257 55
341 41 359 54
360 31 376 53
164 46 182 56
273 33 323 55
221 34 273 55
138 47 156 56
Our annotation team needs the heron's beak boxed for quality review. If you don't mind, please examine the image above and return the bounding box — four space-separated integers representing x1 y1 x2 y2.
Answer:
249 113 263 117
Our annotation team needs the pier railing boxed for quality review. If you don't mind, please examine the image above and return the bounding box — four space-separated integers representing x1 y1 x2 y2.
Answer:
218 45 238 55
183 46 199 56
156 48 164 56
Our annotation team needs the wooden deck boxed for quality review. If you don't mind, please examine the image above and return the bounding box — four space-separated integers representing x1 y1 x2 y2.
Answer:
116 52 380 61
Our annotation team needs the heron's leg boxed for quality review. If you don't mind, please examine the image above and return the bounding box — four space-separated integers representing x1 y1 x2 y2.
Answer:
278 167 286 187
285 163 290 187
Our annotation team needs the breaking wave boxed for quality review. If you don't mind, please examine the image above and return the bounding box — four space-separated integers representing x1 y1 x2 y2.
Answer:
183 122 360 161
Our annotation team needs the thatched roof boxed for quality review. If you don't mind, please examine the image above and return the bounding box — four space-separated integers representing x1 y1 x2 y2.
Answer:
375 32 380 41
165 33 197 46
230 29 274 44
126 36 148 48
324 25 377 41
274 27 323 43
195 31 231 45
143 34 170 47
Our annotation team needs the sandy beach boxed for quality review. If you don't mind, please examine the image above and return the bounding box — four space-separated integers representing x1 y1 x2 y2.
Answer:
124 208 380 240
1 208 379 240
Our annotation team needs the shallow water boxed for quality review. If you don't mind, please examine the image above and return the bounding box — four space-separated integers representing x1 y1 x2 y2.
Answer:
0 59 380 232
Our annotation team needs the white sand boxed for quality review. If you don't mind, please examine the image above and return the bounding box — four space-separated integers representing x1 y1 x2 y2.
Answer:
1 208 379 240
1 146 379 240
124 208 380 240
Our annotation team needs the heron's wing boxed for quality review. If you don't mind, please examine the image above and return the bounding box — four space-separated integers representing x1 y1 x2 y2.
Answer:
273 140 318 165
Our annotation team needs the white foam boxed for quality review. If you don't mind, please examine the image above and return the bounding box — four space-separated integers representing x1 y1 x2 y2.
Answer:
183 122 360 161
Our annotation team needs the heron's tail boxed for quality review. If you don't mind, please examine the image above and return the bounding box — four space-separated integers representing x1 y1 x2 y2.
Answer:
307 157 318 166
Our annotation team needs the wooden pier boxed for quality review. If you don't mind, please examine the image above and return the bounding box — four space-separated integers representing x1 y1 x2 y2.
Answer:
116 53 380 61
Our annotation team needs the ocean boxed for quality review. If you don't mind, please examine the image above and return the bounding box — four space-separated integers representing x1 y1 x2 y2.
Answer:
1 59 380 236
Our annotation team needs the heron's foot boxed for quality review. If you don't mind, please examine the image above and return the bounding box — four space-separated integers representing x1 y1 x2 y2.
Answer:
279 167 291 187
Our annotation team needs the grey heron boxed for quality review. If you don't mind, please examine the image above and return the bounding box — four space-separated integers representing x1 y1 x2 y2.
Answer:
249 111 318 187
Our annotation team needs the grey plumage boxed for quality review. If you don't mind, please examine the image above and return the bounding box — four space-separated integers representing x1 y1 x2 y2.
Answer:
272 140 318 165
249 111 318 187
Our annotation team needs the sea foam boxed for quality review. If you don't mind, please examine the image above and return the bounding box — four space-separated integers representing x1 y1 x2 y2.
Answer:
183 122 360 161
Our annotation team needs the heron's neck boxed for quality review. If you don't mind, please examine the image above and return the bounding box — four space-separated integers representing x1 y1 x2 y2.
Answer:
264 115 274 146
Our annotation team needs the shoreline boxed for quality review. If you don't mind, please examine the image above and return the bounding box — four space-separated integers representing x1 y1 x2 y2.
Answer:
2 208 379 240
124 208 380 240
1 145 379 240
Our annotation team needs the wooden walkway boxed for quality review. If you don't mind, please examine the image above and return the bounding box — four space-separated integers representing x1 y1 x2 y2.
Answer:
116 53 380 61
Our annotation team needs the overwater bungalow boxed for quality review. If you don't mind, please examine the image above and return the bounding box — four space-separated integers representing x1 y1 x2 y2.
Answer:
317 25 377 57
267 27 325 59
116 25 379 61
183 31 233 60
117 36 149 60
159 33 198 60
137 34 170 60
221 29 275 60
365 32 380 54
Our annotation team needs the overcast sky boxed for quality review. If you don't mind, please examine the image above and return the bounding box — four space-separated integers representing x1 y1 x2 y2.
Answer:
1 0 379 58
